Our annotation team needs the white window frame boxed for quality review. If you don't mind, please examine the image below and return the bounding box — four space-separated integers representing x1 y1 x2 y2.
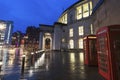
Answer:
79 26 84 36
76 6 82 20
69 39 74 49
69 28 73 37
79 38 83 49
83 3 89 18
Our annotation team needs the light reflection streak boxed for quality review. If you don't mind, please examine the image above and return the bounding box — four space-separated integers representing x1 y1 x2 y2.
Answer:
69 53 75 72
29 69 33 77
70 53 75 63
79 52 84 64
34 53 45 68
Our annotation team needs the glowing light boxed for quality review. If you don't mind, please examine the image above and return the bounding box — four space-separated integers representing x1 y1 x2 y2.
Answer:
0 61 3 65
29 69 33 77
31 52 34 55
70 53 75 63
22 54 26 57
34 53 45 68
79 52 84 64
69 28 73 37
0 23 6 30
69 39 74 49
79 38 83 49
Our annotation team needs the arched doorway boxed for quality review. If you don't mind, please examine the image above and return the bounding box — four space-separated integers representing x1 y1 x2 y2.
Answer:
45 38 51 49
42 33 52 50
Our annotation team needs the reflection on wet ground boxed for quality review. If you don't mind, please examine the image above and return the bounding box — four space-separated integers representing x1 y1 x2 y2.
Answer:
31 51 105 80
0 49 105 80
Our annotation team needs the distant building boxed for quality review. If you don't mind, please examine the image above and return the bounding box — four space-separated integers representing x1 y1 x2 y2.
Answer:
25 26 40 52
39 0 120 51
11 31 24 47
0 20 13 48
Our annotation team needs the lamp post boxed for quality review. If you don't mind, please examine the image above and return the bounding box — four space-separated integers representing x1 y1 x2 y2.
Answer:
21 54 26 78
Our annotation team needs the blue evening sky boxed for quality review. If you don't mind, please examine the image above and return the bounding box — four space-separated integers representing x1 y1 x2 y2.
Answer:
0 0 78 32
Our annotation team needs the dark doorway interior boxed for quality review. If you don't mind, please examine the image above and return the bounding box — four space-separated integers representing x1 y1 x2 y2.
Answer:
45 38 50 49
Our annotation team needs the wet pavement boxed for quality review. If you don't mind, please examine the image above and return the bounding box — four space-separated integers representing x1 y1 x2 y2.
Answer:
32 51 105 80
0 48 105 80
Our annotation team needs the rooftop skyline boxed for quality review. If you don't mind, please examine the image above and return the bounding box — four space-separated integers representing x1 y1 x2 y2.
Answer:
0 0 78 33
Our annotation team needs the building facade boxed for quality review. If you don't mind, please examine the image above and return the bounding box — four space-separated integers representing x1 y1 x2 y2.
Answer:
39 0 94 51
11 31 24 47
93 0 120 33
0 20 13 48
0 20 13 70
39 0 120 51
58 0 94 51
39 24 54 50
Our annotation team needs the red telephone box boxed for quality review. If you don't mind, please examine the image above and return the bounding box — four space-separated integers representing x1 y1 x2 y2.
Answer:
97 25 120 80
83 35 98 66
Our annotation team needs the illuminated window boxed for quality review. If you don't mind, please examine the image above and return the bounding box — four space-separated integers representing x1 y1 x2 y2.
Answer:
69 28 73 37
90 24 93 34
79 38 83 49
69 39 74 49
62 38 65 42
89 1 93 15
79 26 84 35
59 13 67 24
83 3 89 17
76 6 82 20
64 14 67 24
0 23 6 30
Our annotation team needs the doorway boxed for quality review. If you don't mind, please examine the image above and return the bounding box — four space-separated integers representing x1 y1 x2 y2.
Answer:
45 38 51 49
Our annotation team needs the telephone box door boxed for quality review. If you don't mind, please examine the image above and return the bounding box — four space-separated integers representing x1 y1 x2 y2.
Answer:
83 35 97 66
97 25 120 80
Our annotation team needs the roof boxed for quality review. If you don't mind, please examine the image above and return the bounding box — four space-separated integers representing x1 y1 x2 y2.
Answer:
54 22 67 26
0 20 13 24
59 0 84 17
39 24 53 27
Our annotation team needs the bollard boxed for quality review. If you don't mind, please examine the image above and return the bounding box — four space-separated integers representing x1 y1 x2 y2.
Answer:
21 54 25 78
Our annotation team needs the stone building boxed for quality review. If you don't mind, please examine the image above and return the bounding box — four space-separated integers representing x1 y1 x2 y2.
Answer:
39 0 94 51
92 0 120 33
39 24 54 50
39 0 120 51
